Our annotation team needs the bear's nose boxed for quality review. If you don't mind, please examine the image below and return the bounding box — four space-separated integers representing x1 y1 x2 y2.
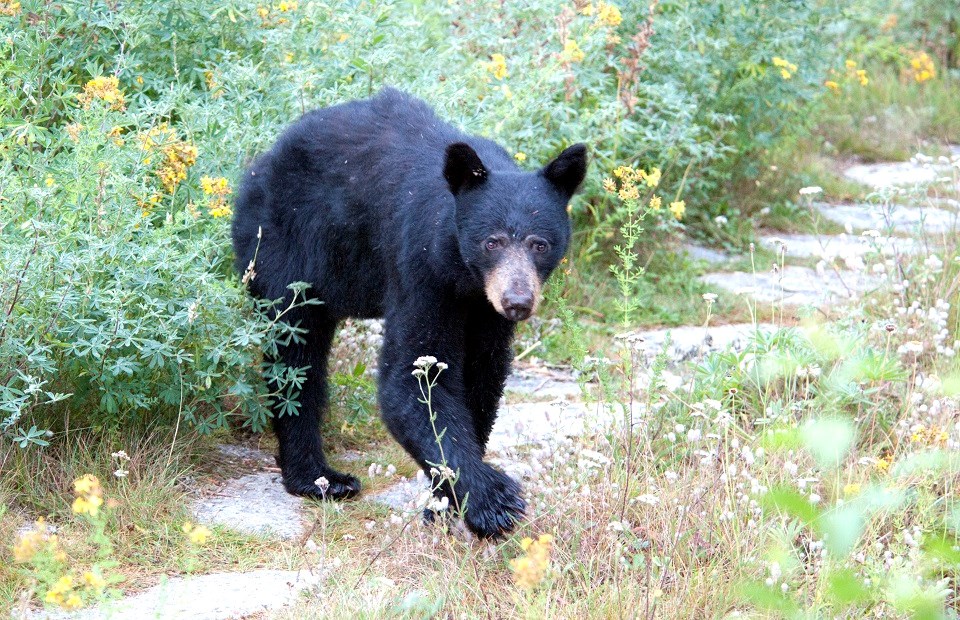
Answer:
502 291 533 322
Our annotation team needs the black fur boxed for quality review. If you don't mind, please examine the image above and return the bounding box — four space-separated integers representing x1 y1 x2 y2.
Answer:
232 88 586 538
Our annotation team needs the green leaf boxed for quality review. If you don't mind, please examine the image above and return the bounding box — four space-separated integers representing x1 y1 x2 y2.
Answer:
761 487 821 524
801 417 854 469
826 568 870 604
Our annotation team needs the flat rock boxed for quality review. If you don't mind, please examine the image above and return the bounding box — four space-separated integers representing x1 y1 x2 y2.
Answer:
683 243 731 265
629 323 777 364
504 366 582 400
487 400 610 453
759 233 920 259
844 161 940 188
815 202 957 234
369 477 429 512
37 569 320 620
192 472 307 540
700 266 880 306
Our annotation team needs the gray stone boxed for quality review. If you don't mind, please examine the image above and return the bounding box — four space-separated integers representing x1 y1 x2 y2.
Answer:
683 243 731 265
369 478 429 512
844 161 940 188
192 472 307 540
37 569 320 620
815 202 957 234
487 401 610 453
759 233 920 259
629 323 777 364
700 266 880 306
215 443 274 465
504 367 583 400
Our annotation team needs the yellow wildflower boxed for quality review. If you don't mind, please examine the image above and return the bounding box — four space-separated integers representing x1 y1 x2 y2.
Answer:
136 75 144 85
13 519 52 563
772 56 798 80
73 474 100 496
276 0 297 11
842 483 861 497
579 3 595 17
612 165 635 180
182 522 213 545
45 575 74 606
845 59 857 69
284 52 294 63
617 184 639 201
511 534 554 590
486 53 508 80
875 455 893 472
907 50 936 83
562 39 585 63
63 594 84 610
82 571 107 590
602 177 616 193
72 494 104 516
257 6 270 19
825 80 840 92
0 1 20 16
669 200 685 220
596 2 622 27
642 167 661 188
514 152 526 162
78 76 126 111
201 176 230 196
45 176 54 187
648 195 662 211
856 69 868 86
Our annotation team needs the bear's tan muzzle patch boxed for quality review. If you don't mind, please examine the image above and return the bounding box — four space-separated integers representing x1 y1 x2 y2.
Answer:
484 247 542 321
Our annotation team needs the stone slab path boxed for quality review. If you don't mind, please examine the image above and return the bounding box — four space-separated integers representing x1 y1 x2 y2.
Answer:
700 156 957 307
701 266 880 306
758 233 920 259
37 569 320 620
815 202 957 234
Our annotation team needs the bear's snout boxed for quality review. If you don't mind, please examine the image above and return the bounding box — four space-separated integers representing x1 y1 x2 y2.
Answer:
501 288 534 322
484 247 542 322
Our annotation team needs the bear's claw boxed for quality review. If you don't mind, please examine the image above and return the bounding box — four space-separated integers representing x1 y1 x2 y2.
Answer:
282 468 361 500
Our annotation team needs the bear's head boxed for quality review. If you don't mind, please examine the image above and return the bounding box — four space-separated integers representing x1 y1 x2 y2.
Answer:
444 142 587 322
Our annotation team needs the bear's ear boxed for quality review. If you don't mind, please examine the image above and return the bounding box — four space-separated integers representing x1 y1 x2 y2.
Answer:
444 142 488 196
543 143 588 197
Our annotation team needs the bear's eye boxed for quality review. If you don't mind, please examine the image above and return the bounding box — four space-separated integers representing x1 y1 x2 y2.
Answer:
484 238 502 251
528 237 550 254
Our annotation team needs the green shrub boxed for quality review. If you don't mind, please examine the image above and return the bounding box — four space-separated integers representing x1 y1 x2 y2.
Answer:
1 0 838 440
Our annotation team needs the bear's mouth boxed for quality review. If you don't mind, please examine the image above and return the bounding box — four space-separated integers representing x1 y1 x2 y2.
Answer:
484 248 542 322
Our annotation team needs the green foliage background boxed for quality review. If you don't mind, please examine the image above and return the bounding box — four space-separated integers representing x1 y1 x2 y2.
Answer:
0 0 952 440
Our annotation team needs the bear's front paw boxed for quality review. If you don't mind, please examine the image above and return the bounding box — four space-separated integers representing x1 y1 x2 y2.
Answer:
282 467 361 500
461 466 526 539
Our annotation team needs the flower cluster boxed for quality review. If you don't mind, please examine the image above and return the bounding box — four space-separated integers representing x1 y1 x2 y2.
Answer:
845 59 869 86
139 124 198 193
562 39 585 63
0 0 21 16
510 534 554 590
13 518 64 564
72 474 104 516
485 53 509 80
200 176 233 218
604 165 685 220
181 522 212 545
579 1 622 27
772 56 798 80
77 76 126 111
905 50 936 83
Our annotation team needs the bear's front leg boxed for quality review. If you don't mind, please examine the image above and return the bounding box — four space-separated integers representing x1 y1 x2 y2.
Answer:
378 309 525 538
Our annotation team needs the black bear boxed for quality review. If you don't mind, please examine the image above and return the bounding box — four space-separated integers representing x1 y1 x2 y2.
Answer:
232 88 586 538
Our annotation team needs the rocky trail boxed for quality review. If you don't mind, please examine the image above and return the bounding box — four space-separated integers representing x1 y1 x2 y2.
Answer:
43 151 959 619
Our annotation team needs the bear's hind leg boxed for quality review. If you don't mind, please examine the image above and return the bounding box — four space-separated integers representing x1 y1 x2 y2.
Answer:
269 316 361 500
